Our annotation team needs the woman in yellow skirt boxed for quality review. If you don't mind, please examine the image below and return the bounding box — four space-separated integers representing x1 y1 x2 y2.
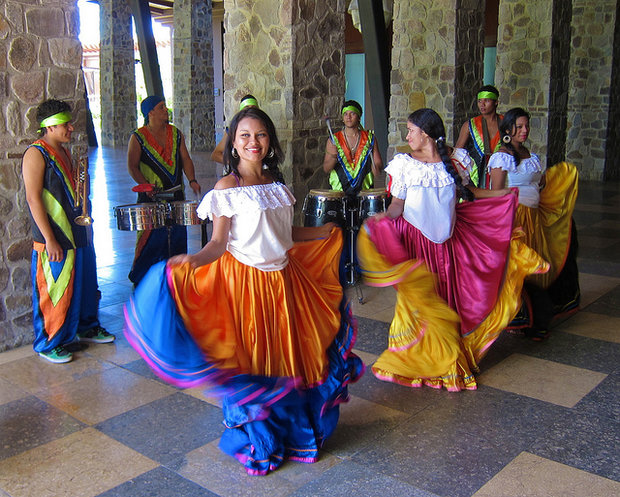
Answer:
357 109 548 391
488 107 579 339
124 107 363 475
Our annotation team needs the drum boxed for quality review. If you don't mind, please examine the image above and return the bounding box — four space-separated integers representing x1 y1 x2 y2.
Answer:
170 200 201 225
114 203 165 231
358 189 390 221
302 189 346 227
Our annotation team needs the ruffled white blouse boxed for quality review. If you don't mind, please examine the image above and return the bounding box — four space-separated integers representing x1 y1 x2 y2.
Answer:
487 152 545 208
386 149 472 243
196 182 295 271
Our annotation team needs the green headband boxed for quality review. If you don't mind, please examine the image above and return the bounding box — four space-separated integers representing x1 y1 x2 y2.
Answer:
477 91 498 100
40 111 72 128
341 105 362 117
239 98 258 110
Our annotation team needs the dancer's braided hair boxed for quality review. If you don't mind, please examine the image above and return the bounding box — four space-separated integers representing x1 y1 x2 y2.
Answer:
408 109 474 201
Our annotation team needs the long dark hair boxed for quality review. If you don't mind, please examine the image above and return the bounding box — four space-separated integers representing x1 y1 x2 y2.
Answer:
408 108 474 201
499 107 530 167
223 107 284 183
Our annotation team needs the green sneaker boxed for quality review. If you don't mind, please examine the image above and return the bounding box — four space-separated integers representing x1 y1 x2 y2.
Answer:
39 345 73 364
78 326 116 344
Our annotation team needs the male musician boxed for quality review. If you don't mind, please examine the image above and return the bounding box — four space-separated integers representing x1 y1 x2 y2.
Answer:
22 99 114 364
322 100 383 196
127 95 201 285
455 85 503 188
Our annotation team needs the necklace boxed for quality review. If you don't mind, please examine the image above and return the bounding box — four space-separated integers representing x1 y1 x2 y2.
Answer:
343 128 361 155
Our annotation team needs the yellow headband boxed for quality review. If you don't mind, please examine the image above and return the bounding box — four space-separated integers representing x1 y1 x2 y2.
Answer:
40 111 72 128
341 105 362 117
477 91 498 100
239 98 258 110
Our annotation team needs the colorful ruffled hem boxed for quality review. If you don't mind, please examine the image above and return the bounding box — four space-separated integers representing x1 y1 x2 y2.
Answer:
124 234 364 475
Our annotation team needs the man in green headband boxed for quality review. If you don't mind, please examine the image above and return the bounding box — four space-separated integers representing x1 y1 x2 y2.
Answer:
22 99 115 364
322 99 382 195
211 94 259 164
455 85 503 188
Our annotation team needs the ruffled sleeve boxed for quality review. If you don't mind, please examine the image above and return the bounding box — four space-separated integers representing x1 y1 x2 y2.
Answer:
451 148 473 185
196 183 296 221
488 152 517 173
488 152 544 175
386 154 455 199
385 154 409 199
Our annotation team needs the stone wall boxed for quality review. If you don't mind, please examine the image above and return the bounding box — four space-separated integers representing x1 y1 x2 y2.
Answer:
388 1 485 157
566 0 617 180
496 0 554 166
222 0 345 204
99 0 136 147
605 1 620 180
546 0 572 167
453 0 486 141
0 0 86 351
173 0 215 152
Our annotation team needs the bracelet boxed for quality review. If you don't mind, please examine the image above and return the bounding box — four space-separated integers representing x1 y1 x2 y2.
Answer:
189 179 198 185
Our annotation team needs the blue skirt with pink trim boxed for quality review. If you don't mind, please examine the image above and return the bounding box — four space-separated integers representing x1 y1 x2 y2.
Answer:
124 260 363 475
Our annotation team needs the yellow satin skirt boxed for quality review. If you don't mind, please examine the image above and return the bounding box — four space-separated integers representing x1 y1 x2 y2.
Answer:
518 161 579 288
358 226 548 390
167 228 344 386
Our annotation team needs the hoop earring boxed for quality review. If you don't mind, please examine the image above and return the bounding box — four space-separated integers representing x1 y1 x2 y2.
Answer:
267 147 275 159
502 135 511 144
231 147 239 158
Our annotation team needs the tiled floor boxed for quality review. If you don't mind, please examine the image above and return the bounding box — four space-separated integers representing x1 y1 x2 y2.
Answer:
1 147 619 497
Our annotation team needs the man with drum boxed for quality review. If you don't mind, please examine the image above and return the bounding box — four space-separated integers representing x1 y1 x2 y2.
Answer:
22 99 115 364
127 95 201 285
320 100 383 286
322 100 382 195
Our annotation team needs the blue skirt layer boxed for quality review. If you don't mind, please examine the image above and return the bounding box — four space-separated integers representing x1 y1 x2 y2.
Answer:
124 261 364 475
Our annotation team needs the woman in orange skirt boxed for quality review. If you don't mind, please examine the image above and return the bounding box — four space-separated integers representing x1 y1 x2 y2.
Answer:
124 107 363 475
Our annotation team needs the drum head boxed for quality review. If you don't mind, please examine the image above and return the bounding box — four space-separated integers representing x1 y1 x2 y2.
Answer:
358 188 387 198
308 189 345 199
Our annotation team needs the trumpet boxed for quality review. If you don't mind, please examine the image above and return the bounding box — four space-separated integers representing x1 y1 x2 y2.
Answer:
74 157 93 226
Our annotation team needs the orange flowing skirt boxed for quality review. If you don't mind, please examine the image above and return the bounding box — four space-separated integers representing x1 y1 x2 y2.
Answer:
167 227 345 386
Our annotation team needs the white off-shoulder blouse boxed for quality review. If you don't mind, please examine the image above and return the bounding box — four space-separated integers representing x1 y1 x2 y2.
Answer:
196 182 295 271
487 151 545 208
386 149 472 243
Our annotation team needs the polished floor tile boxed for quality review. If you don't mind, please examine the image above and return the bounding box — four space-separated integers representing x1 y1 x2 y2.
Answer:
478 353 607 407
473 452 620 497
554 311 620 343
0 428 158 497
96 392 223 465
37 366 176 425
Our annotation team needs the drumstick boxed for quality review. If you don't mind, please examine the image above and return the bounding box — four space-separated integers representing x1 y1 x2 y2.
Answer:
324 116 336 144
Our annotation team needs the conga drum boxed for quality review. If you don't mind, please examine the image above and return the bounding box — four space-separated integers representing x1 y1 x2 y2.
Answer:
114 203 165 231
358 189 390 222
302 189 346 227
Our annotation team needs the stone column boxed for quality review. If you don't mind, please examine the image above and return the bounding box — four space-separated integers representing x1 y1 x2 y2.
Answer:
388 1 485 157
566 0 617 180
0 0 86 351
223 0 345 203
99 0 136 147
495 0 555 166
173 0 215 152
546 0 572 167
